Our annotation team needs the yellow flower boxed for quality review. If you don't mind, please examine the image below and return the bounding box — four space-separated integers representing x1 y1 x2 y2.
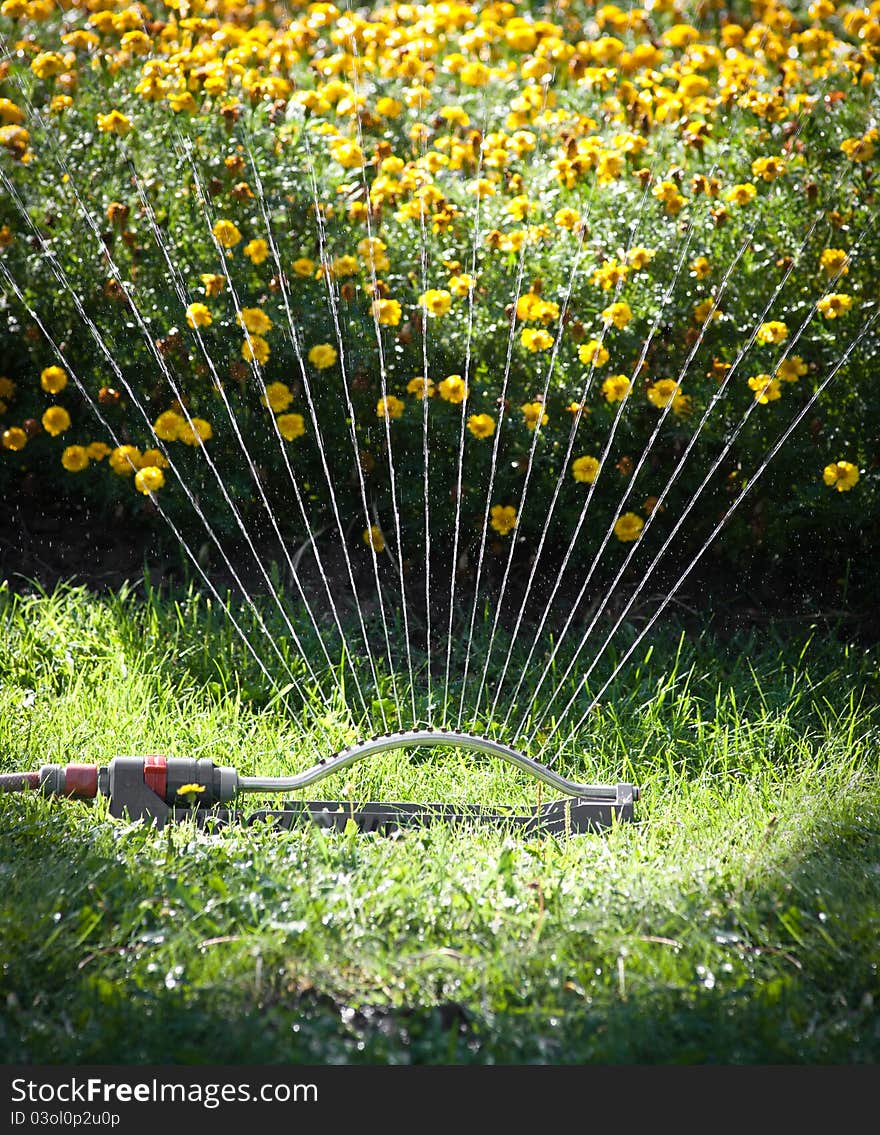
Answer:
109 445 140 475
822 460 859 492
140 449 168 469
242 335 270 365
419 289 453 317
276 413 306 441
331 255 359 278
2 427 27 451
212 219 242 248
748 374 782 403
448 274 474 297
0 378 15 399
243 238 269 265
134 465 165 494
376 395 405 420
31 52 67 80
819 248 849 278
578 340 610 367
292 257 316 277
439 375 468 403
372 298 402 326
693 298 721 325
40 365 68 393
521 328 554 352
41 405 71 436
553 207 582 231
96 110 132 136
200 273 225 297
521 402 548 431
308 343 337 369
724 183 757 206
154 410 184 441
406 377 435 399
363 525 385 553
817 293 852 319
467 413 496 439
614 512 644 542
840 133 876 162
238 307 272 335
61 445 89 472
490 504 517 536
572 455 600 483
460 61 491 87
261 382 294 413
602 374 632 403
689 256 711 280
751 156 786 182
755 321 788 345
776 356 807 383
357 237 390 274
601 301 633 329
647 379 682 409
175 782 204 799
178 418 213 446
87 441 111 461
627 246 655 270
185 302 212 329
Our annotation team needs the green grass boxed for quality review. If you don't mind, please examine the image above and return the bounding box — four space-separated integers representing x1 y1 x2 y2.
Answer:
1 580 879 1064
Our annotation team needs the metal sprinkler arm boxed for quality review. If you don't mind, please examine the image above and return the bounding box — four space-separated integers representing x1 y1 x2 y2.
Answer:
238 730 629 800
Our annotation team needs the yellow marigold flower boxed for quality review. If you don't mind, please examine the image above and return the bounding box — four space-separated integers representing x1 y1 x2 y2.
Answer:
109 445 140 475
521 402 548 431
41 405 71 436
419 289 453 317
40 365 68 393
242 335 270 365
0 377 15 399
751 156 786 182
49 95 73 114
2 427 27 451
0 99 24 125
516 293 544 322
167 91 197 115
521 328 554 352
363 525 385 553
376 97 403 118
243 238 269 265
140 449 168 469
213 219 242 248
31 52 66 80
652 180 686 214
627 246 655 270
154 410 184 442
755 321 788 346
185 303 212 329
61 445 89 472
261 382 293 413
578 340 610 367
840 133 876 162
690 256 711 279
357 237 390 274
372 298 402 326
601 301 633 329
308 344 337 369
614 512 644 542
748 374 782 403
439 375 468 403
776 356 807 383
0 225 12 249
134 466 164 494
460 61 491 87
277 413 306 441
96 110 132 136
724 183 757 206
467 177 496 199
448 273 474 297
200 273 225 297
238 307 272 335
602 374 632 403
693 298 721 325
467 413 496 439
331 255 358 278
817 293 852 319
822 460 859 492
591 261 629 290
406 376 435 399
87 442 111 461
819 248 849 277
490 504 517 536
292 257 316 277
178 418 212 447
572 455 600 483
330 138 365 169
0 124 30 159
553 207 582 231
647 379 682 409
376 395 405 420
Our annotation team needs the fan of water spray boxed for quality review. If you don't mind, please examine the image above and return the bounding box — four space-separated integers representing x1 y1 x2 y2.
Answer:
0 0 876 798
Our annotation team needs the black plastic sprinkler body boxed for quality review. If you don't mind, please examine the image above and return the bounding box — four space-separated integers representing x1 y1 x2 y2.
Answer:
0 731 639 835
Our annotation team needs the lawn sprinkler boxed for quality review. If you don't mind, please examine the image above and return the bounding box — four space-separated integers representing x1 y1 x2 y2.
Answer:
0 730 638 835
